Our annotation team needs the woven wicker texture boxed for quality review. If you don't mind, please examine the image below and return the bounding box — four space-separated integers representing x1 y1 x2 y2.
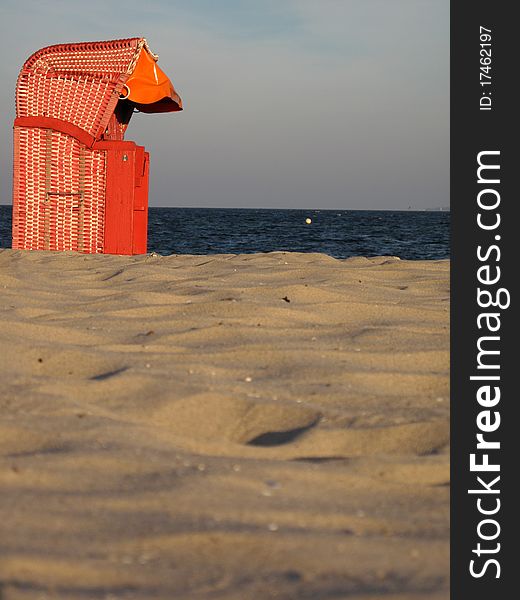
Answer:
13 127 106 253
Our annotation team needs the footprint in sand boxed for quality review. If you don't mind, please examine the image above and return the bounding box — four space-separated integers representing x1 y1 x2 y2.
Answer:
147 394 449 460
149 394 321 445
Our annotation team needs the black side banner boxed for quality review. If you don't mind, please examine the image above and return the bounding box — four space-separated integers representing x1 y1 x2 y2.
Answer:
451 1 517 597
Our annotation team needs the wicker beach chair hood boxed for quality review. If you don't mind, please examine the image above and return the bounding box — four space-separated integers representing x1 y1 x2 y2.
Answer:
16 37 182 141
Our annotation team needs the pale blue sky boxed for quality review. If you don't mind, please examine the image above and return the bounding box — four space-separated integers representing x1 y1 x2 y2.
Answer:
0 0 449 209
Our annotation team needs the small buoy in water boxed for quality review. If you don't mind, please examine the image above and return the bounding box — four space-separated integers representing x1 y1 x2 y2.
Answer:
305 217 312 224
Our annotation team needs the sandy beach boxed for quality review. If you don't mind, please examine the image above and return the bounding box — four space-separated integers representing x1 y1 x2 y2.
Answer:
0 249 449 599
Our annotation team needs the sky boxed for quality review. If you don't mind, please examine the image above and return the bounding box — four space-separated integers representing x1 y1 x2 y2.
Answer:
0 0 449 210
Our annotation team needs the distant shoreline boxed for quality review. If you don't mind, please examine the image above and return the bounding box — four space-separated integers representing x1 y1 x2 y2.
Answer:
0 202 450 212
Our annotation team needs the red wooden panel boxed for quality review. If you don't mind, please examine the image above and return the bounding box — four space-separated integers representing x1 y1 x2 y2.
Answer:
133 149 149 254
103 142 136 255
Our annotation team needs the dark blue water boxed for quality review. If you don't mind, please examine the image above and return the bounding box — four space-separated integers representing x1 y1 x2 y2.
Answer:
0 205 449 260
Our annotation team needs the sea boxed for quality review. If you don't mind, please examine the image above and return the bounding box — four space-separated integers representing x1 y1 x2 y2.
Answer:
0 206 449 260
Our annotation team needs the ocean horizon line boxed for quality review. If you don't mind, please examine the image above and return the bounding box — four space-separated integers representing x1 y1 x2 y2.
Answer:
0 202 450 212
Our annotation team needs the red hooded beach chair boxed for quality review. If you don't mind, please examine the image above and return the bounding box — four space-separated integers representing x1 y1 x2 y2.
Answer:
12 38 182 255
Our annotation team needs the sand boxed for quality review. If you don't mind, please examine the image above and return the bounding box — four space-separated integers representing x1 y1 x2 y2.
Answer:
0 249 449 599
